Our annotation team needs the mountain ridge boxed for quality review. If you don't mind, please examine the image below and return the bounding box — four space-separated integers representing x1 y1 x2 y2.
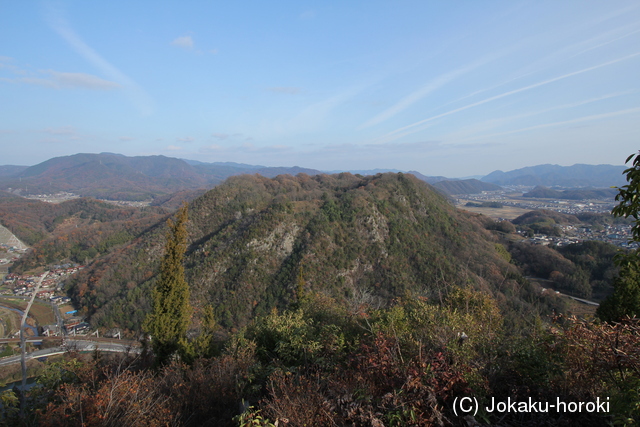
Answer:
64 172 522 331
0 153 626 200
481 163 626 187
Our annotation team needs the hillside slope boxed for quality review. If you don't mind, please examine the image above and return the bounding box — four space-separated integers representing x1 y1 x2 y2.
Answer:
67 172 523 332
432 178 502 195
523 185 617 200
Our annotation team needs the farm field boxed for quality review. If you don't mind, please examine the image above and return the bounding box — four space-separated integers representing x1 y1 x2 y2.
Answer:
0 297 55 327
457 203 531 220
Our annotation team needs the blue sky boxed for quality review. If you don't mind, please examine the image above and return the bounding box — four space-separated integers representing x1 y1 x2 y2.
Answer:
1 1 639 177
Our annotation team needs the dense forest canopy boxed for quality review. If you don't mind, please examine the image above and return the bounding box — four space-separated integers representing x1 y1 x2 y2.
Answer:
2 170 639 425
63 172 537 333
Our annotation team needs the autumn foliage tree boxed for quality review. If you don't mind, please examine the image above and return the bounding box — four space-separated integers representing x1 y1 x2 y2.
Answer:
143 204 192 366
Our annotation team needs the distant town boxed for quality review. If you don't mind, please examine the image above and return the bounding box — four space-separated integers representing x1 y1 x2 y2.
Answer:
24 191 151 207
456 186 631 249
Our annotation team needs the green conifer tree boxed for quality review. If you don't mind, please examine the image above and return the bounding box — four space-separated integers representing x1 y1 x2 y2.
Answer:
144 204 192 365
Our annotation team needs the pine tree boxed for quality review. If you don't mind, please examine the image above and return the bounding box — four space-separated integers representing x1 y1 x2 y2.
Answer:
144 204 192 366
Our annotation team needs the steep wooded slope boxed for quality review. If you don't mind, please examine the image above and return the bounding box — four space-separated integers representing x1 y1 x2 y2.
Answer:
0 197 170 272
67 173 523 331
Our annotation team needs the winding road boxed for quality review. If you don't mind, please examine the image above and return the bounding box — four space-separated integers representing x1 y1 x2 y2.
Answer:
0 338 141 368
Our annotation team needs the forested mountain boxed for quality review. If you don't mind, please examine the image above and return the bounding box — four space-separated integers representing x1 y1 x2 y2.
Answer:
0 153 322 201
5 172 637 426
0 165 28 177
482 163 625 187
0 196 169 270
6 153 206 200
523 185 617 200
149 189 208 209
1 153 626 202
432 178 502 195
66 172 530 332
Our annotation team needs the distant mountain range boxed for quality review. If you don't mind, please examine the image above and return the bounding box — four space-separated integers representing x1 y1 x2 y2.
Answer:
481 163 626 188
0 153 323 201
0 153 626 200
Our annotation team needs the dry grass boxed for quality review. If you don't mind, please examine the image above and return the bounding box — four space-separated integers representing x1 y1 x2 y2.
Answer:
58 304 76 319
563 297 598 320
0 297 56 326
0 305 22 337
0 353 66 387
456 202 531 220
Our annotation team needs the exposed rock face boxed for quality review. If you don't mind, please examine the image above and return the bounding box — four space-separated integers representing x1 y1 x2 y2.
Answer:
247 222 300 256
68 172 518 330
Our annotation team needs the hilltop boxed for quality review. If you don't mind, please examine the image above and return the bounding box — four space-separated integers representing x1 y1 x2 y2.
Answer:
65 172 524 332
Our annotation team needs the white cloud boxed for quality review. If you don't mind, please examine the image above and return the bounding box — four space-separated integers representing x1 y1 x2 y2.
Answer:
42 126 77 136
201 144 223 152
198 142 291 156
14 77 57 88
442 90 635 142
360 59 492 129
166 145 182 151
6 71 119 90
211 132 250 141
453 107 640 144
177 137 195 143
266 79 376 138
119 136 134 141
0 56 27 76
267 87 301 95
51 71 119 90
45 4 154 115
379 52 640 143
171 36 194 50
39 138 67 144
51 71 119 89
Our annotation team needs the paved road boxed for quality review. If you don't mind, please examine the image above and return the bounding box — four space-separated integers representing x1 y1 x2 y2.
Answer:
0 339 141 367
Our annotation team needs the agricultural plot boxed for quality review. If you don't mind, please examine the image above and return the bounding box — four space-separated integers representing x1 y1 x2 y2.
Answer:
0 305 22 337
0 297 55 328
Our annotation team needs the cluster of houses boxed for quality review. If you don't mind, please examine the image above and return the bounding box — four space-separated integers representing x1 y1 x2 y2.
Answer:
23 191 80 203
41 317 91 337
0 264 98 339
526 224 636 248
3 265 83 302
